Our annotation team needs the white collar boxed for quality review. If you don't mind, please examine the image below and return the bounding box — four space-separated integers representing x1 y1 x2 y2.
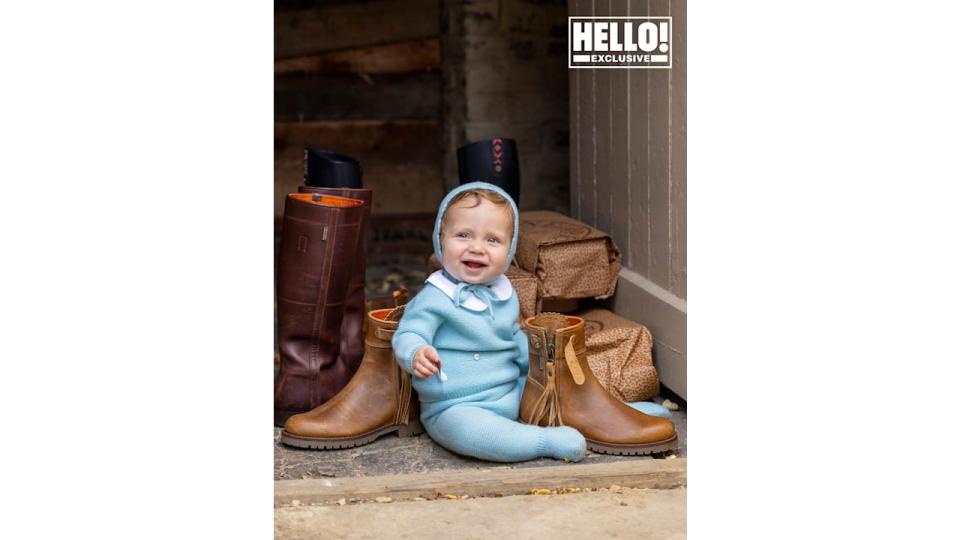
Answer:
425 270 514 311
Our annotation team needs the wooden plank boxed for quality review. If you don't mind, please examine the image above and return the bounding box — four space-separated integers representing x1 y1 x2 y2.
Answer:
569 0 587 220
647 0 673 290
579 0 597 227
609 0 631 267
274 38 441 75
570 46 582 219
628 0 652 276
275 458 687 506
274 71 440 121
275 0 440 59
594 65 612 236
275 119 441 163
610 268 687 399
593 1 613 237
669 0 687 299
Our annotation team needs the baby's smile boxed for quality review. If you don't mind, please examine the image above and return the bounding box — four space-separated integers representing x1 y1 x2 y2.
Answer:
440 196 512 284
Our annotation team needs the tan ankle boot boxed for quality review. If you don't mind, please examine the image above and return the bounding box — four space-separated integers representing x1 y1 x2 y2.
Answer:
520 313 677 455
280 307 424 449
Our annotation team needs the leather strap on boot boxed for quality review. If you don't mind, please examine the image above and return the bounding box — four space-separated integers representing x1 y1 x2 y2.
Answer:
564 334 585 385
395 369 413 425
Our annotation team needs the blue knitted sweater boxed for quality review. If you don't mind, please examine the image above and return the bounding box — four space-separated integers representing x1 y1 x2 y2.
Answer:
392 276 529 419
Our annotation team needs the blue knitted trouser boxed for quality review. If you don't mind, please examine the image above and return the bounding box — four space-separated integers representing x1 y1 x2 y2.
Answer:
421 381 586 463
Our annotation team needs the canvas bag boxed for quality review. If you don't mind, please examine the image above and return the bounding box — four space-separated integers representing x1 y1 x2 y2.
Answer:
516 211 621 300
505 263 539 320
576 307 660 401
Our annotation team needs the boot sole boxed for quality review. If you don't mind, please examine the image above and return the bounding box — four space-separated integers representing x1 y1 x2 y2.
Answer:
586 433 678 456
280 420 426 450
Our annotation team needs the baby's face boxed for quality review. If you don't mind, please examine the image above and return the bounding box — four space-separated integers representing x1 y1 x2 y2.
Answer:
441 198 512 284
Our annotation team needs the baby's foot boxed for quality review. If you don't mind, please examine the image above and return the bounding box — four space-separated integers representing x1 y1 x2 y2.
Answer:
545 426 587 462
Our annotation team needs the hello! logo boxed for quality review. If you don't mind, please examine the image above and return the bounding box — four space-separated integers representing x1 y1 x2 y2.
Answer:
568 16 672 69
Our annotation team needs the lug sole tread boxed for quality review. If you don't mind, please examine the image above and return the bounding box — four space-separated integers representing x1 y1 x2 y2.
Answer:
280 421 425 450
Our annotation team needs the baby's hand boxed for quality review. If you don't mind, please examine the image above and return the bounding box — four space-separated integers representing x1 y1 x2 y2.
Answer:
413 346 441 378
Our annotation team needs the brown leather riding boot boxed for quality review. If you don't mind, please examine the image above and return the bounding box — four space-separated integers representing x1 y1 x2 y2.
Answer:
520 313 678 455
274 193 365 426
280 307 424 449
299 185 372 376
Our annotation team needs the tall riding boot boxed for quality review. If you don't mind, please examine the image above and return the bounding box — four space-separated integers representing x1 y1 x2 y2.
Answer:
520 312 678 455
457 137 521 204
274 193 365 426
299 185 371 376
280 307 424 449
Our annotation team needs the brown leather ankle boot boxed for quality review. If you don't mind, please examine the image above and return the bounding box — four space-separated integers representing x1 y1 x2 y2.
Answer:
274 193 365 426
299 185 372 376
280 307 424 449
520 313 678 455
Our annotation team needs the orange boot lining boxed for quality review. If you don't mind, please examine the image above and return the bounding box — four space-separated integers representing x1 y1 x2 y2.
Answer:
369 308 392 321
288 193 364 208
524 315 583 328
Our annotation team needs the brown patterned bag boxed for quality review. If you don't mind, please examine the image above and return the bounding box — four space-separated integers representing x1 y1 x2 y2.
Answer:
516 211 621 300
505 263 539 320
576 307 660 401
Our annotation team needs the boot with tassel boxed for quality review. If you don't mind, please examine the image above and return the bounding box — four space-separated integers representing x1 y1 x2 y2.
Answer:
520 312 678 455
280 301 424 449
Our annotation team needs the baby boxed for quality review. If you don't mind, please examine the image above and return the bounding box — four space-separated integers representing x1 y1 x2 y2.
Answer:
392 181 586 462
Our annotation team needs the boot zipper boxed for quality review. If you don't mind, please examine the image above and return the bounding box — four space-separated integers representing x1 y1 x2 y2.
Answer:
536 332 548 372
546 340 555 378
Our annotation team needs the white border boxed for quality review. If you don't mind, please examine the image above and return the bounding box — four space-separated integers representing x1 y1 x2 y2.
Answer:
567 16 673 69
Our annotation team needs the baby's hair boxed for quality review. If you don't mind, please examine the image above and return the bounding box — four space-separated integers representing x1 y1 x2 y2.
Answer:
440 189 514 240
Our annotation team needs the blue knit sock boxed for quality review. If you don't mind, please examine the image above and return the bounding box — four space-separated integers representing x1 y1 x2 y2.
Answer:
626 401 673 418
425 404 586 463
542 425 588 462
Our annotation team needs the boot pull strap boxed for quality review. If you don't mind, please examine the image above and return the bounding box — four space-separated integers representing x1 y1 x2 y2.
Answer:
564 335 585 385
396 369 413 425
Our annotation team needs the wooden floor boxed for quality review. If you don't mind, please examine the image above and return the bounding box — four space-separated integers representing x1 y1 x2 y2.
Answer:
276 458 685 506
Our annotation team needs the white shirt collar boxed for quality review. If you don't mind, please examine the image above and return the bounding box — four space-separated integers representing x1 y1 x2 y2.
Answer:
425 270 514 311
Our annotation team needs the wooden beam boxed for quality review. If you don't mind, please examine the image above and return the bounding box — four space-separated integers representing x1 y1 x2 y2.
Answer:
275 119 441 161
609 269 687 399
275 458 686 506
274 38 441 75
274 71 440 121
275 0 440 59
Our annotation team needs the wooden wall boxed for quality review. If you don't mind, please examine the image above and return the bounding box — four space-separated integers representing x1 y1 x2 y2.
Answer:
569 0 687 398
274 0 444 218
442 0 571 213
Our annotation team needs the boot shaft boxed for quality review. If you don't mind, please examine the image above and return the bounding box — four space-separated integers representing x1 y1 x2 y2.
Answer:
277 193 365 306
365 308 399 352
525 313 587 390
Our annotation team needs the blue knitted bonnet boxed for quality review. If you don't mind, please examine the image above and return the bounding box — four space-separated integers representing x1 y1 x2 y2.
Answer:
432 181 519 285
